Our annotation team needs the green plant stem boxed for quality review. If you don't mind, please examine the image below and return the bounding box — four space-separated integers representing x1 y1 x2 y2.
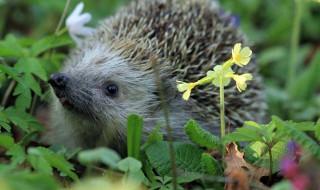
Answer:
222 59 233 70
287 0 302 101
219 77 225 138
30 94 38 115
268 145 273 183
55 0 71 35
153 59 177 190
1 80 16 107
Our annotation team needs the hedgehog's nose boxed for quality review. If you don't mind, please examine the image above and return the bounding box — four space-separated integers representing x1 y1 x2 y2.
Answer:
48 73 69 89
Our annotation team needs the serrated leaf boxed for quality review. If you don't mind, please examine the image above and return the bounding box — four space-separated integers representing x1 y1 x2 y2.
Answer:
148 122 163 143
0 65 27 88
27 147 78 181
244 141 286 173
3 107 43 132
23 73 42 96
14 58 47 81
4 108 30 132
146 142 204 176
27 154 53 176
272 116 320 162
127 114 143 160
15 89 32 110
201 153 222 176
0 34 24 57
224 125 263 143
185 120 221 149
31 35 72 57
7 144 26 165
78 147 121 169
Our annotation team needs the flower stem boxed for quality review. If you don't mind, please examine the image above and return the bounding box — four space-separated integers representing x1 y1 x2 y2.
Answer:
219 77 225 138
287 0 302 113
268 145 273 184
222 59 233 70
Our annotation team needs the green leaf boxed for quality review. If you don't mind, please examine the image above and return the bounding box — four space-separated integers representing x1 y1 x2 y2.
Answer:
3 107 43 132
148 122 163 143
7 144 26 165
31 35 72 57
272 116 320 162
185 120 221 150
23 73 42 96
244 141 286 173
117 157 142 172
0 164 59 190
0 34 24 57
127 114 143 160
223 124 263 143
27 154 53 175
19 131 39 147
291 121 315 132
78 147 121 169
141 122 163 150
176 172 203 184
0 111 11 132
15 88 32 110
201 153 222 176
0 134 14 148
0 65 27 88
315 119 320 141
146 142 204 176
271 180 294 190
27 147 79 181
117 157 150 185
14 58 47 81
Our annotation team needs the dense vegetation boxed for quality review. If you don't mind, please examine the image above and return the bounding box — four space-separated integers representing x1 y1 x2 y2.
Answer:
0 0 319 189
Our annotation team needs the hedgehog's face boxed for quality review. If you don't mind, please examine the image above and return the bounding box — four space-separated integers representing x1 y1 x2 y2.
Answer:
49 43 159 128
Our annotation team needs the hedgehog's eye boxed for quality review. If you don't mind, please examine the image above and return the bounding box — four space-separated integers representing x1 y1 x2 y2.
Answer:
105 84 118 96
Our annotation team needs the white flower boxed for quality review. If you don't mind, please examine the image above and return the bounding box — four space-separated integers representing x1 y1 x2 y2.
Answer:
66 2 95 45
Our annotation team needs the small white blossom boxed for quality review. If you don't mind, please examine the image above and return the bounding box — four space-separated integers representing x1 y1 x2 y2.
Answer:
66 2 94 45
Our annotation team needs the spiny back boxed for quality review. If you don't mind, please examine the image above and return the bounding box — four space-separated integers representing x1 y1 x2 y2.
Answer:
85 0 266 127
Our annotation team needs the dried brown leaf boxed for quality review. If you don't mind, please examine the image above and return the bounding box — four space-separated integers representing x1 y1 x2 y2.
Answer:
223 142 269 190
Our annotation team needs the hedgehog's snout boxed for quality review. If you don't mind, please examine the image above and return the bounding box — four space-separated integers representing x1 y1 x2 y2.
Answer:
48 72 70 99
48 72 69 89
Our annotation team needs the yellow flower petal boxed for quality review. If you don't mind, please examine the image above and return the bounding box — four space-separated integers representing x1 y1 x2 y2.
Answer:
232 43 252 67
240 57 250 65
177 83 189 92
243 73 253 80
239 47 252 57
182 89 191 100
233 43 241 54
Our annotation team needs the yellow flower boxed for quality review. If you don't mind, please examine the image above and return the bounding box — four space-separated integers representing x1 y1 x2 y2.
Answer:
232 43 252 67
177 81 197 100
207 65 234 87
232 73 253 92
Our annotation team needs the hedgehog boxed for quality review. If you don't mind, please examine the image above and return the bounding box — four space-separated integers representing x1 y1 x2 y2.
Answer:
47 0 266 156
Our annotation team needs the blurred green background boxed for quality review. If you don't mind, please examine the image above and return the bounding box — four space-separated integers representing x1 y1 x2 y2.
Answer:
0 0 319 122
